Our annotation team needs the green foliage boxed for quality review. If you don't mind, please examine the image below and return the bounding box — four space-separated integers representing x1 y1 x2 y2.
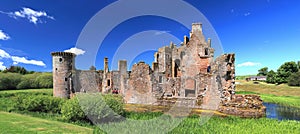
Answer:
35 73 53 88
16 73 40 89
0 89 53 112
14 94 65 113
288 71 300 86
61 97 86 122
2 66 30 74
61 93 125 123
266 70 277 84
0 73 22 90
276 61 298 84
257 67 268 76
0 72 53 90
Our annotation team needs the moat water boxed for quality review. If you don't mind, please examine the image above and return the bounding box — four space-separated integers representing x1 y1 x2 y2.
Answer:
264 102 300 121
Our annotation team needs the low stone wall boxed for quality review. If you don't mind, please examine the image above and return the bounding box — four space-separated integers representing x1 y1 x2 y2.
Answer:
218 94 266 118
150 94 266 118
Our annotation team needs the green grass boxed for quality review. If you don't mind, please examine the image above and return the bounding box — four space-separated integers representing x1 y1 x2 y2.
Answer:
236 80 300 108
1 88 300 133
0 88 52 94
236 91 300 108
93 112 300 134
236 80 300 97
0 111 93 134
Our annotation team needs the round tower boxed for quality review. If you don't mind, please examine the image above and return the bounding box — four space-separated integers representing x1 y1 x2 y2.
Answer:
51 52 76 98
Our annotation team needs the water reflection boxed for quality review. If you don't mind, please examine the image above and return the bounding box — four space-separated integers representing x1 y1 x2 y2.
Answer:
264 102 300 121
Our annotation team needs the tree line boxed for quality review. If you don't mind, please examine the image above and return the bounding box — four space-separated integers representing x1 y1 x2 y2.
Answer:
257 61 300 86
0 66 52 90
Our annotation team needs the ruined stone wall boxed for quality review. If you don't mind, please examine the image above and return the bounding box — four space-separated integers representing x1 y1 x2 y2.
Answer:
126 62 156 104
102 72 112 93
118 60 128 95
213 54 236 101
73 70 100 93
111 71 120 91
157 46 172 77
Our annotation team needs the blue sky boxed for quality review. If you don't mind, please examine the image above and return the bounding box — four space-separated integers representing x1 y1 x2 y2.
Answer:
0 0 299 75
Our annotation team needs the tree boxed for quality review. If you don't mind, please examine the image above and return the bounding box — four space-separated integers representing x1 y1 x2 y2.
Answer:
298 61 300 70
288 72 300 86
276 61 299 84
2 66 28 75
89 65 96 71
266 70 277 84
257 67 268 76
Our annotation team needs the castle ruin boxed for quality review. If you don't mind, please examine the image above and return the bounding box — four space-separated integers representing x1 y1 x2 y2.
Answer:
52 23 265 117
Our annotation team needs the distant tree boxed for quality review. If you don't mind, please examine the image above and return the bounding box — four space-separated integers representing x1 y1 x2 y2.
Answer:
266 70 277 84
298 61 300 70
89 65 96 71
257 67 268 76
276 61 299 84
288 72 300 86
3 66 28 75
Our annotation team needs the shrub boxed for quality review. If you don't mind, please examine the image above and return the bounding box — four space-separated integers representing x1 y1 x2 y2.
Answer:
61 97 86 122
35 73 53 88
14 94 65 113
61 93 125 123
0 72 53 90
0 73 22 90
16 73 40 89
288 72 300 86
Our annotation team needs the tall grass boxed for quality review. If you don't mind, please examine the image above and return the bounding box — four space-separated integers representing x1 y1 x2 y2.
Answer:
93 112 300 134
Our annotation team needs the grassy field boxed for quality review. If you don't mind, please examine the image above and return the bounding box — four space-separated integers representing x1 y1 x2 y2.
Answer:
94 112 300 134
236 80 300 108
236 80 300 96
0 111 93 134
1 87 300 133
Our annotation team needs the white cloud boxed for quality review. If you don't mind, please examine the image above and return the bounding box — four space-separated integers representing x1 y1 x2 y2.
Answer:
0 62 6 70
244 12 251 17
0 48 45 67
237 62 261 67
64 47 85 55
154 31 170 35
11 56 46 67
0 30 10 40
0 7 54 24
0 49 11 58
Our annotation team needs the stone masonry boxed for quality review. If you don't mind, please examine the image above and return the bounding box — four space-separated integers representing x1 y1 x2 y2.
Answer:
51 23 265 117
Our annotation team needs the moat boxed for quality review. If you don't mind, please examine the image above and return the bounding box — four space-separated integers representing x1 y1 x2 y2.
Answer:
264 102 300 121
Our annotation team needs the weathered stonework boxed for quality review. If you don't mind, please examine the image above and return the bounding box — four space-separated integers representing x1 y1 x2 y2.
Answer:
51 23 265 117
51 52 76 99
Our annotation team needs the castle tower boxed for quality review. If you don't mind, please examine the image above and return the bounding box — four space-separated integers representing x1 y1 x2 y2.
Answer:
51 52 76 98
104 57 109 73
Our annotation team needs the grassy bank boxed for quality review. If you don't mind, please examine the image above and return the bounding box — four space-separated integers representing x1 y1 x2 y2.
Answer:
94 112 300 134
0 111 93 134
236 80 300 108
1 88 300 133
